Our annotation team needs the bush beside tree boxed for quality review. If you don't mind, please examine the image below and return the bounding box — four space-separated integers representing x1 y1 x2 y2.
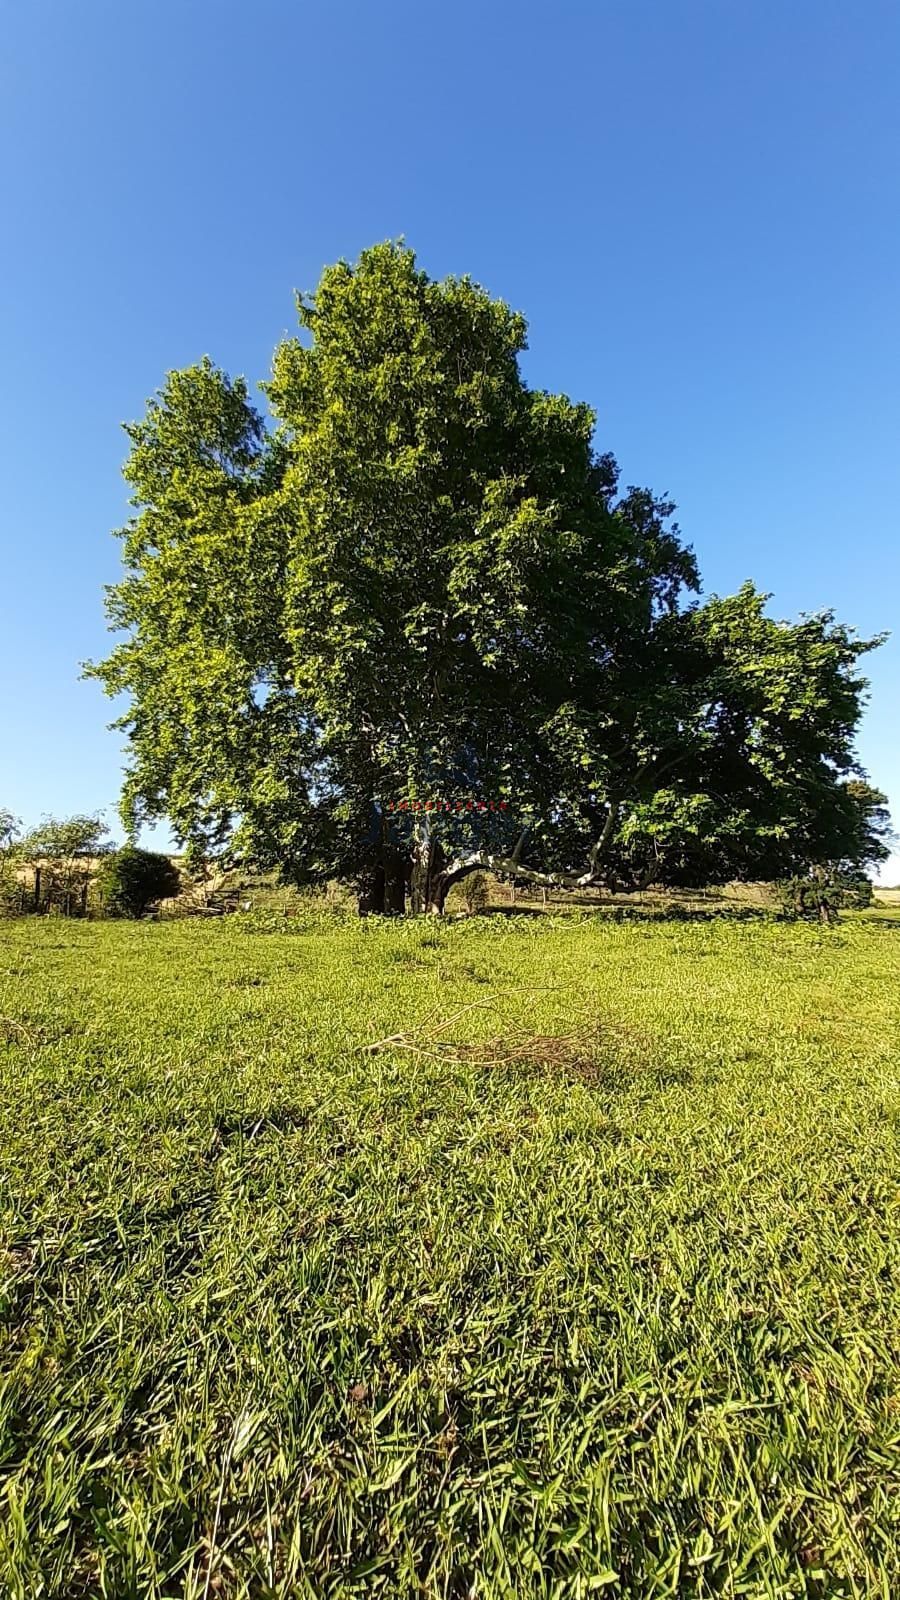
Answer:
96 847 181 918
460 871 491 915
778 869 875 923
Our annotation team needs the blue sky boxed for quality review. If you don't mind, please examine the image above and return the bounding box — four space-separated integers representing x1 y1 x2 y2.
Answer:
2 0 898 878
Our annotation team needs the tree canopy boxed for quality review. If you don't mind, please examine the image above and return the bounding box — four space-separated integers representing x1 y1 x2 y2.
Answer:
88 243 890 911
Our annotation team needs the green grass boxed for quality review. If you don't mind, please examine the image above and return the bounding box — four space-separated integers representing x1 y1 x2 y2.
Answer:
0 913 898 1598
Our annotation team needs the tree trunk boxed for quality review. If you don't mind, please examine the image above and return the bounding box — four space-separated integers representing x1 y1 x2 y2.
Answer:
359 803 412 915
426 838 448 914
357 863 385 916
426 871 451 915
384 849 407 914
410 832 448 914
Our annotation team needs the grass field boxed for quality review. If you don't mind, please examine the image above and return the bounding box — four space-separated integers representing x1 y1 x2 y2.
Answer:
0 911 898 1597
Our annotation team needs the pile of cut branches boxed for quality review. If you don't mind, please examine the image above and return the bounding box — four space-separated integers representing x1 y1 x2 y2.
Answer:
362 1003 611 1082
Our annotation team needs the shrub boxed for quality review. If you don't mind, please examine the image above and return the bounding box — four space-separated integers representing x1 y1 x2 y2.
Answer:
778 870 873 923
461 871 491 914
97 847 181 918
0 858 22 916
838 873 875 909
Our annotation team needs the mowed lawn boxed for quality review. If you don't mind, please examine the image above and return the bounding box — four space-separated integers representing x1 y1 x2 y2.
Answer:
0 914 898 1599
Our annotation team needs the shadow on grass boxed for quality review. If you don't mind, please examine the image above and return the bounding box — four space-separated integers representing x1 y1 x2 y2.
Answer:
477 902 774 924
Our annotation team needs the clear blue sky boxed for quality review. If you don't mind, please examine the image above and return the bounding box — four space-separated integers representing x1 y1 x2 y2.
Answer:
2 0 898 877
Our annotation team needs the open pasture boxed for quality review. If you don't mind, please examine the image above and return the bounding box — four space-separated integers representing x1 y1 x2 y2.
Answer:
0 912 898 1597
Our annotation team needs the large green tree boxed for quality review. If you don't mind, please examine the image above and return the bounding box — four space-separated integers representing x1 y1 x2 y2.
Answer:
88 244 890 911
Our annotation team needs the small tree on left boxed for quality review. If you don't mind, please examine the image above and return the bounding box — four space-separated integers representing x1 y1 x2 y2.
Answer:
19 815 113 914
0 810 21 914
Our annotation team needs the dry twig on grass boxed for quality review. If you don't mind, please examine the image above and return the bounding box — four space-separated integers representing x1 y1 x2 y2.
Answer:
0 1016 36 1045
362 1006 609 1081
361 1001 498 1057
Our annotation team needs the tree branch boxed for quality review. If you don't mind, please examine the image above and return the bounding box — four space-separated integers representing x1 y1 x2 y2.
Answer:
587 799 620 876
510 825 532 865
441 850 601 894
